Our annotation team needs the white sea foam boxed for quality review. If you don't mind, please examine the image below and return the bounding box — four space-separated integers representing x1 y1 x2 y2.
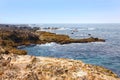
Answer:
87 28 95 30
57 27 66 30
78 29 86 31
91 42 106 44
37 42 58 47
77 28 95 31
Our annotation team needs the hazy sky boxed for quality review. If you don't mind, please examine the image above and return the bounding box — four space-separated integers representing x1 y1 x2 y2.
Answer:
0 0 120 24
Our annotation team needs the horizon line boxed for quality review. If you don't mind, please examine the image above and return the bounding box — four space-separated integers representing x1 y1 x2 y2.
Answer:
0 22 120 25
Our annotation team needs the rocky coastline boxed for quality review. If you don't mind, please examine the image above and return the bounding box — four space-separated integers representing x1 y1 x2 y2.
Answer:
0 24 120 80
0 24 105 55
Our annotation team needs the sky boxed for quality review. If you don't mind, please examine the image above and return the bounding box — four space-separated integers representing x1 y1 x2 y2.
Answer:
0 0 120 24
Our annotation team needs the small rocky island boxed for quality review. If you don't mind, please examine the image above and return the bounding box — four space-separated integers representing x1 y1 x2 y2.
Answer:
0 24 120 80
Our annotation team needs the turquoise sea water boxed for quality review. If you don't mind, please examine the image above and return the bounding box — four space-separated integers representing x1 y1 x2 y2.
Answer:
20 24 120 76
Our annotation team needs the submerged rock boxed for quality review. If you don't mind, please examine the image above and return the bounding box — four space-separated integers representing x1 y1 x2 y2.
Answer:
0 54 119 80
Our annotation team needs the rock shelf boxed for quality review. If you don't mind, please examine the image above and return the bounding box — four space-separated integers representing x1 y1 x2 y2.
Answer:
0 54 119 80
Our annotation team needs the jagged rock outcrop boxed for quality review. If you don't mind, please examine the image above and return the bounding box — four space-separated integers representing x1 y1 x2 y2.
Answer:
36 31 70 43
36 31 105 44
0 54 119 80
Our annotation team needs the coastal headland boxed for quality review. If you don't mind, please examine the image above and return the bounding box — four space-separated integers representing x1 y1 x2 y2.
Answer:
0 24 120 80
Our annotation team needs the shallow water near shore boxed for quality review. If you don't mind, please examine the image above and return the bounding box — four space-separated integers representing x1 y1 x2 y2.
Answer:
21 24 120 76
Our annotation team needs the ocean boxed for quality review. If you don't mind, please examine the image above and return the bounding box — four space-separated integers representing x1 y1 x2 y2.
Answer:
20 24 120 76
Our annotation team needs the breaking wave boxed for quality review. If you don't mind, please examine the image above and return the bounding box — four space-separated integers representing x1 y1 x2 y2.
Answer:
36 42 58 47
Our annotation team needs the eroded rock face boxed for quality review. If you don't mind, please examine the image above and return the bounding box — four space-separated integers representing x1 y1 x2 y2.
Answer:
0 54 119 80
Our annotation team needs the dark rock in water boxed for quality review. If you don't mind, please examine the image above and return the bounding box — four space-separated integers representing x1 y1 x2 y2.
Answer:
42 27 59 30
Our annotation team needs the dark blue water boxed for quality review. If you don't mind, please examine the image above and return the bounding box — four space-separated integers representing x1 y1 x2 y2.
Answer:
20 24 120 76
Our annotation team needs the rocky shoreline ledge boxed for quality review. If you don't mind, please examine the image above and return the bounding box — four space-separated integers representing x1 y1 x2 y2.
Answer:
0 54 119 80
0 24 120 80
